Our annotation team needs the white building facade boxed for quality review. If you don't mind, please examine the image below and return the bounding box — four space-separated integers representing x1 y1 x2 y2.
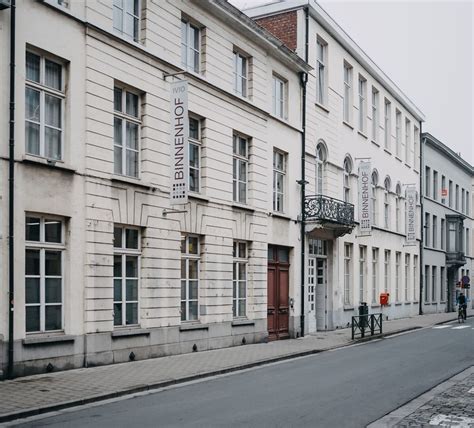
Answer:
0 0 310 376
421 133 473 313
246 0 425 332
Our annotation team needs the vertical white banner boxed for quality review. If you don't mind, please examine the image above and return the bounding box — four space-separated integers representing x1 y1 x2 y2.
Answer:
358 161 372 233
406 187 417 245
170 80 189 205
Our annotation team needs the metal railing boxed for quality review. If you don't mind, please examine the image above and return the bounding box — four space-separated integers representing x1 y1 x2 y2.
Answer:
351 313 383 340
304 194 355 226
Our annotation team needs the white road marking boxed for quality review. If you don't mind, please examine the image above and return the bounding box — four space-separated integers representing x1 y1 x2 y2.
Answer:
452 325 470 329
430 414 474 427
433 325 451 329
468 387 474 394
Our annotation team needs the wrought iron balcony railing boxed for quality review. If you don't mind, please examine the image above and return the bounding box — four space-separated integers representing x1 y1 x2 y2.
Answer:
304 194 355 226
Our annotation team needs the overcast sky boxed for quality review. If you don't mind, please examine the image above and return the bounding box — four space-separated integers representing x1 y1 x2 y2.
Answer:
230 0 474 164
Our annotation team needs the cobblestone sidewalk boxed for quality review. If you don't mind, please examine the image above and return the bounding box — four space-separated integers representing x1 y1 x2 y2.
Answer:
369 366 474 428
0 311 470 424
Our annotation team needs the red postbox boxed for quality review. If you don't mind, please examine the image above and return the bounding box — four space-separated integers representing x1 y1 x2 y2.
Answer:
380 292 390 306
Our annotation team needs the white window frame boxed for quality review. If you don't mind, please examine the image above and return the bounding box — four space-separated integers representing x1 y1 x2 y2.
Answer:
113 0 140 42
404 254 410 302
113 86 141 178
233 241 248 318
371 87 379 142
315 143 326 195
316 38 327 105
113 226 140 327
344 243 353 305
358 75 366 133
359 246 366 304
25 51 65 161
372 248 379 304
25 215 65 333
395 110 401 157
431 266 437 303
433 171 438 201
413 255 418 301
384 178 390 229
343 157 352 203
233 134 249 204
272 74 286 119
343 62 353 123
432 215 437 248
189 116 202 193
405 118 411 164
413 126 419 169
425 213 430 247
273 149 286 213
440 266 446 302
395 252 401 302
384 99 391 150
181 235 200 322
181 19 201 73
233 51 248 98
384 250 390 292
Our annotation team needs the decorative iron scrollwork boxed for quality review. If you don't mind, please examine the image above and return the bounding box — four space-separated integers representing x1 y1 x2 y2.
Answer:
304 195 355 226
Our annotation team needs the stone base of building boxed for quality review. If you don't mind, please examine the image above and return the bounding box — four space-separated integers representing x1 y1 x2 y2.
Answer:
0 319 267 378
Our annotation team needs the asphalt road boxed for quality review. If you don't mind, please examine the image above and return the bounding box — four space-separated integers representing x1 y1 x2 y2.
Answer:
15 318 474 428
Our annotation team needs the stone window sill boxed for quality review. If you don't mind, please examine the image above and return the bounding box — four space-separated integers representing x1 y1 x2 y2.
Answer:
232 203 255 213
111 328 150 338
357 130 368 139
179 323 209 332
315 102 330 114
111 174 156 190
23 334 75 346
343 121 354 130
22 155 76 173
231 319 255 327
343 305 354 311
270 212 293 221
189 193 210 202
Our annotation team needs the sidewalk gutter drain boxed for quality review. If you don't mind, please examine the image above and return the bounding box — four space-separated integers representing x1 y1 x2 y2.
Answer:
241 337 246 345
129 352 135 361
192 344 197 352
46 363 54 373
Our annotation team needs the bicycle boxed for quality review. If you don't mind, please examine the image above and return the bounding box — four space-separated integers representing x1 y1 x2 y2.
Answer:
457 304 467 323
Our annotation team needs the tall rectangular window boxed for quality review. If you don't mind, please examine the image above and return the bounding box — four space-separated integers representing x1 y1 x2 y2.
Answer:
384 188 390 229
25 216 64 333
113 226 140 326
181 19 200 73
449 180 453 207
316 38 327 105
384 99 391 150
395 252 401 302
343 62 353 123
25 51 64 160
233 134 248 204
273 149 286 212
433 171 438 200
233 51 248 98
413 126 419 169
359 246 366 304
425 166 431 197
431 266 437 303
372 248 379 304
461 189 465 213
413 255 418 301
371 87 379 142
233 241 247 318
440 266 446 301
432 215 437 248
441 219 446 250
272 74 286 119
425 213 430 247
441 175 446 204
466 191 470 215
456 184 459 210
113 0 140 42
358 75 366 133
181 235 200 321
189 117 201 193
344 243 353 305
466 228 470 255
395 110 401 157
424 265 430 303
404 254 410 301
114 87 140 177
405 118 410 163
384 250 391 293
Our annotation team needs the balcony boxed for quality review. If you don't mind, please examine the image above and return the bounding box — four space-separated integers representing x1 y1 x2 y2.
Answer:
446 251 466 267
304 195 355 238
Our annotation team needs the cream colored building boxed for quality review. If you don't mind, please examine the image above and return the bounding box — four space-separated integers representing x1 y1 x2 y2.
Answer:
0 0 310 376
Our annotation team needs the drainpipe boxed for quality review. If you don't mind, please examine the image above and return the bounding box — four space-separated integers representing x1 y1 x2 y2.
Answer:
299 5 309 338
7 0 16 379
419 126 424 316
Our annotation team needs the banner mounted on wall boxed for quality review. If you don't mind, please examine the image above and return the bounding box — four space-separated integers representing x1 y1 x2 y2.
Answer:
358 161 372 234
170 80 189 205
405 187 417 245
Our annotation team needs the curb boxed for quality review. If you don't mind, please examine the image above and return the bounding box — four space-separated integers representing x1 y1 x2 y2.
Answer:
0 318 467 423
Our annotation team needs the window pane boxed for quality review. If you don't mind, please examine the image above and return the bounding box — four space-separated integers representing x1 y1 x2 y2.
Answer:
190 25 199 50
189 118 199 140
180 236 186 254
45 219 62 243
239 182 246 203
189 280 198 300
114 117 123 146
126 149 138 177
181 280 186 300
113 5 123 32
239 263 246 279
26 122 40 156
189 301 198 321
181 260 186 279
26 306 40 332
278 248 289 263
45 59 62 90
114 255 122 277
192 50 199 73
45 306 62 330
188 237 198 254
126 279 138 301
125 256 138 277
190 168 199 192
239 160 246 181
45 278 62 303
125 122 138 150
114 87 122 112
239 138 247 157
126 92 139 117
181 301 186 321
188 259 198 279
124 13 135 39
45 251 62 276
189 143 199 168
25 249 40 275
25 87 40 122
114 227 122 248
45 94 61 126
45 127 61 160
26 52 40 83
126 302 138 324
25 217 40 241
114 278 122 301
125 228 139 249
239 242 246 258
114 303 122 325
114 146 123 174
239 299 246 317
25 278 40 304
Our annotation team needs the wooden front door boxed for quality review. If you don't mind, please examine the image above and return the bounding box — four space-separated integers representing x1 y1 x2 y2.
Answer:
267 246 290 340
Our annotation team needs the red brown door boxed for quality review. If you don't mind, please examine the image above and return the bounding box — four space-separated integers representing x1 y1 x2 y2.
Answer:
267 246 290 340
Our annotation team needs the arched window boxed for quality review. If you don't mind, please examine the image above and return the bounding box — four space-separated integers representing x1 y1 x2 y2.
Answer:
384 176 391 229
343 156 352 203
315 142 327 195
371 170 378 225
395 183 402 232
